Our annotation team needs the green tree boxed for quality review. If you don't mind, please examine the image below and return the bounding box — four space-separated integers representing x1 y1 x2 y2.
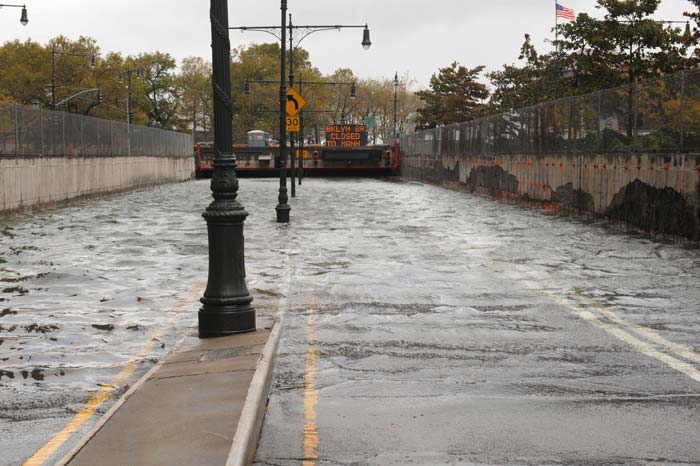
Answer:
231 42 324 143
581 0 688 84
176 56 212 137
0 39 50 105
415 62 488 129
326 68 358 124
132 52 179 129
684 0 700 62
488 34 572 110
91 52 130 122
47 36 102 114
355 74 421 143
489 1 692 113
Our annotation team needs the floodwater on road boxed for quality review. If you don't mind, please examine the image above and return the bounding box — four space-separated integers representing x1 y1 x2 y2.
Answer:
0 179 288 466
2 177 700 465
251 178 700 466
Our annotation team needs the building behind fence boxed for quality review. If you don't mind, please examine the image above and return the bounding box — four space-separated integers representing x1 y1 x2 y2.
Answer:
399 68 700 242
0 101 193 158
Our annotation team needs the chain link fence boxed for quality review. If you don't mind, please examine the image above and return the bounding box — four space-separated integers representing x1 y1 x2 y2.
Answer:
401 68 700 157
0 101 193 158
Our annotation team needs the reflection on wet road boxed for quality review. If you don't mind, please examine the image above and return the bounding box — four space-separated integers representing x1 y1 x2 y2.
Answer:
253 179 700 466
0 180 287 466
2 178 700 465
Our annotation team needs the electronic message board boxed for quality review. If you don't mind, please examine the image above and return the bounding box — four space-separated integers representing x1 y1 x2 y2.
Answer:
325 124 368 148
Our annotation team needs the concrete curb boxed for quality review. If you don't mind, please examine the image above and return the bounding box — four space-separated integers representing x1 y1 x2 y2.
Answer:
226 320 282 466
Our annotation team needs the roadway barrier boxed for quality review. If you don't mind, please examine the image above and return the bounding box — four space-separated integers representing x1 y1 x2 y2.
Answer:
0 103 194 216
400 68 700 242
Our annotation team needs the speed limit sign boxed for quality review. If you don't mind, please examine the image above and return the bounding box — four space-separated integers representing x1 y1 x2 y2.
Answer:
286 116 300 132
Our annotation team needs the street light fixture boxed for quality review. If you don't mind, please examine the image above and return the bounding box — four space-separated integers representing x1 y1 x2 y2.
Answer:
51 46 98 111
362 24 371 50
199 0 256 337
0 4 28 25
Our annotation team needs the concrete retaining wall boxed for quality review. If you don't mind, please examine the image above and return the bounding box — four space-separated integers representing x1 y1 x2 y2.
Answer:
400 151 700 242
1 156 194 216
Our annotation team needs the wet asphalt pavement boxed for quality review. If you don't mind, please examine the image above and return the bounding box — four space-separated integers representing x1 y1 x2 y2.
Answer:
252 179 700 465
0 180 283 466
2 178 700 465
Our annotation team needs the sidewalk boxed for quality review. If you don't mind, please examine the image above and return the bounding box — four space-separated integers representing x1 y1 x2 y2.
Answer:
57 318 279 466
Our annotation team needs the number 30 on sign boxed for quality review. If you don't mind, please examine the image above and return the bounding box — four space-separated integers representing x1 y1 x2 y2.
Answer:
286 116 300 132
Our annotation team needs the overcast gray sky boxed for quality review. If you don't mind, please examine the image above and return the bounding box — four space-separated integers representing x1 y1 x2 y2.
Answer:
0 0 694 89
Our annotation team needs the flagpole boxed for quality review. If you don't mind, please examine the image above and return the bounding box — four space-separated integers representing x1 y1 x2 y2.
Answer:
555 0 558 51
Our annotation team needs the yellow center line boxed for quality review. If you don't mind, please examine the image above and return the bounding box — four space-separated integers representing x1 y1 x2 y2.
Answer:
22 282 205 466
302 294 319 466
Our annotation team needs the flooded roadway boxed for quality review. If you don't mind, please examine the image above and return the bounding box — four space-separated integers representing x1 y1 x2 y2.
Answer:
252 179 700 465
0 180 287 466
1 178 700 465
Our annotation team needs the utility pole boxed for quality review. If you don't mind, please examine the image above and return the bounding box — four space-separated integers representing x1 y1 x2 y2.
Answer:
393 72 399 141
289 13 296 197
299 72 304 185
276 0 291 223
51 46 57 111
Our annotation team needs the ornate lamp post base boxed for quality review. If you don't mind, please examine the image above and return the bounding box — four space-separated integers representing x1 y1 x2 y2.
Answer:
199 302 255 337
199 158 256 338
276 204 291 223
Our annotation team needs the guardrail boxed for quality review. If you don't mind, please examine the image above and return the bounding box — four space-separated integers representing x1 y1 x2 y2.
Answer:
401 68 700 157
0 101 193 158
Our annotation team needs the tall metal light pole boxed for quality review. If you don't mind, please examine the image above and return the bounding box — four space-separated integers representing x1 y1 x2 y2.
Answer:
118 68 141 157
0 3 28 26
288 14 296 198
276 0 291 223
51 47 97 111
231 18 371 220
118 68 141 124
393 72 399 141
298 72 304 186
200 0 256 337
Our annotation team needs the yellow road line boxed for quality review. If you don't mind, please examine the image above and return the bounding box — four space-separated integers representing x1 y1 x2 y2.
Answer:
302 295 319 466
22 283 204 466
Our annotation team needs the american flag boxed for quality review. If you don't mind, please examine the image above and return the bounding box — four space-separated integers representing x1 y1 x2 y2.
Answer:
556 3 576 20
